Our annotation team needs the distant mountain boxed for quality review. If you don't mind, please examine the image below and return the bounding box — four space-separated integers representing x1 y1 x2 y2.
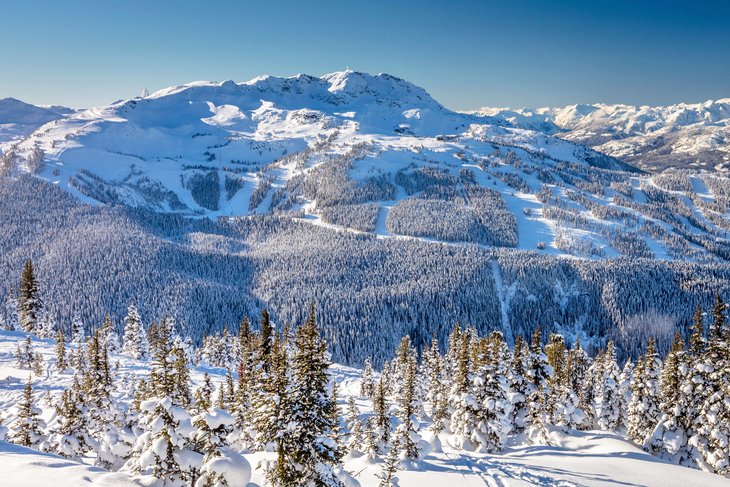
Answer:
0 98 73 144
2 73 730 364
473 99 730 171
2 72 729 265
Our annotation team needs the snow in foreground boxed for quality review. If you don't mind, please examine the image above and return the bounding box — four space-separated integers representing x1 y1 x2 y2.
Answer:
2 430 728 487
1 331 729 487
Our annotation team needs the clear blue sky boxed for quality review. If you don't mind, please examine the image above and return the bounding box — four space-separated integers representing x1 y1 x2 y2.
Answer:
1 0 728 110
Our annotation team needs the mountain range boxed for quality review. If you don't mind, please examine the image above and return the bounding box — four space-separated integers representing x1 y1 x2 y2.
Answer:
0 71 729 363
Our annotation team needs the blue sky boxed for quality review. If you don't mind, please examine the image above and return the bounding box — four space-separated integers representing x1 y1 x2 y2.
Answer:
1 0 728 109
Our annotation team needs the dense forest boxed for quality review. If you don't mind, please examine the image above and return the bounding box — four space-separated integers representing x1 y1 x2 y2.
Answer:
1 176 730 368
2 262 730 485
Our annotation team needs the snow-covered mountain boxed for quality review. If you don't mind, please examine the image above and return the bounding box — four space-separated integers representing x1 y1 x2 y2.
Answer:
8 71 730 263
0 98 74 144
474 99 730 171
2 72 730 365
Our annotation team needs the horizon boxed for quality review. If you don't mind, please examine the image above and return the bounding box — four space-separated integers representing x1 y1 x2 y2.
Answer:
4 69 730 112
1 0 729 110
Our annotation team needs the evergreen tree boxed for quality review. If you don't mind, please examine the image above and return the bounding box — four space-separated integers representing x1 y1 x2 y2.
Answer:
508 335 529 431
345 396 364 453
689 303 705 356
377 434 400 487
255 329 290 452
70 313 85 346
11 379 46 449
49 383 92 459
594 342 621 431
617 359 634 429
194 373 214 414
627 338 662 446
259 308 273 373
395 347 420 461
276 305 343 486
360 357 374 397
122 303 148 360
17 259 42 334
369 375 391 456
647 332 691 463
15 336 33 369
191 408 238 487
123 397 195 484
172 345 192 407
525 389 551 446
55 329 68 371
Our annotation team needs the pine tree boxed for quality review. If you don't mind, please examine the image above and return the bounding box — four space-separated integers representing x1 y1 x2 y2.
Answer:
525 389 551 445
31 349 45 376
377 433 400 487
50 384 92 459
123 397 195 484
345 396 364 453
149 319 176 401
11 379 46 449
276 304 343 486
259 308 273 373
172 345 192 407
527 328 549 394
231 340 255 449
508 335 530 431
3 289 20 331
192 408 240 487
395 347 420 461
36 311 56 339
690 294 730 473
15 336 33 369
17 259 43 334
194 373 214 414
81 328 112 435
689 303 705 356
369 375 391 456
254 328 290 453
627 338 662 446
360 357 375 397
70 313 85 346
594 342 621 431
55 329 68 371
618 359 634 429
647 332 691 463
122 303 148 360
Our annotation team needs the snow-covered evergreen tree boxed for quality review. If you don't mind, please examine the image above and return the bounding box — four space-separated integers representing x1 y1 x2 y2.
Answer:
17 259 43 334
55 329 68 371
627 338 662 446
49 383 93 459
271 305 343 486
70 313 85 346
10 379 47 449
123 397 197 485
594 342 621 431
122 303 148 360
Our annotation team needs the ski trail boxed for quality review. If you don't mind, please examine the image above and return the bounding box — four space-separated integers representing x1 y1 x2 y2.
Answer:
491 259 514 345
374 204 393 237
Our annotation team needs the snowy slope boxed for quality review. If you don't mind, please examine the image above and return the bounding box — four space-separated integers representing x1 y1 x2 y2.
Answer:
0 441 146 487
0 98 73 145
474 99 730 171
3 72 730 262
1 330 729 487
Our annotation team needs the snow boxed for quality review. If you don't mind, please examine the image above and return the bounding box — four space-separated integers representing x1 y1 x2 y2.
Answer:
3 71 728 263
198 447 251 487
2 331 730 486
472 99 730 171
0 441 146 487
